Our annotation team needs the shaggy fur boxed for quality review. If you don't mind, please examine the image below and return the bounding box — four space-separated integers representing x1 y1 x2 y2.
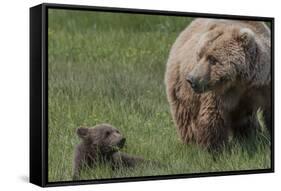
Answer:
72 124 145 180
165 19 271 151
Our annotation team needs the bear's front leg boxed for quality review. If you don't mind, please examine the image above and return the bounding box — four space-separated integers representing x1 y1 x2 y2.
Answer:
195 102 229 152
111 151 145 168
257 85 272 136
232 112 259 140
72 146 83 180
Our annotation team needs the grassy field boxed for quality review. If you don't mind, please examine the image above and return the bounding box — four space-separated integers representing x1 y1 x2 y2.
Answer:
48 9 271 182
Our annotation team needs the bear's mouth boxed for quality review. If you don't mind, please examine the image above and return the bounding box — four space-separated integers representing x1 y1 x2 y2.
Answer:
192 86 208 93
116 138 126 149
186 77 210 94
107 138 126 152
190 83 210 94
190 78 228 94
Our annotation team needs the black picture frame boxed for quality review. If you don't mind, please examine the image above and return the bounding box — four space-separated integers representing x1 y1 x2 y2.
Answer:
30 3 275 187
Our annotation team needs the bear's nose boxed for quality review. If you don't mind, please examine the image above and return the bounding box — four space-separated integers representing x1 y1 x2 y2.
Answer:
186 75 197 89
118 138 126 148
121 138 126 144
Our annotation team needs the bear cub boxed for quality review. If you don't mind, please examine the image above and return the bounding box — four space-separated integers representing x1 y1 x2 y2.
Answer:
72 123 145 180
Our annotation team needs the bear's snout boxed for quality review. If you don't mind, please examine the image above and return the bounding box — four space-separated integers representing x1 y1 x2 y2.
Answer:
117 138 126 148
186 75 206 93
186 75 197 89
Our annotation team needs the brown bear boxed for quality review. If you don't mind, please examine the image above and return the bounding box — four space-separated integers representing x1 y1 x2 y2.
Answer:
72 124 145 180
165 19 271 151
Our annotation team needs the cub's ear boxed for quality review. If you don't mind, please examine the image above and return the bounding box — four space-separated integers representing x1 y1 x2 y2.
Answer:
77 127 89 139
237 28 255 46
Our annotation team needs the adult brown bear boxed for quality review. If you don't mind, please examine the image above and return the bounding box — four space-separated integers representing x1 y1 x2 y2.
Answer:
165 19 271 151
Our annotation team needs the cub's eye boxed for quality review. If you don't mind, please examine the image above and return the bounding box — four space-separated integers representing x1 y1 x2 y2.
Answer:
208 56 217 65
105 131 111 137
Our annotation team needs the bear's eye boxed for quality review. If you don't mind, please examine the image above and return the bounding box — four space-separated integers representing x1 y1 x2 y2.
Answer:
105 131 111 137
208 56 217 65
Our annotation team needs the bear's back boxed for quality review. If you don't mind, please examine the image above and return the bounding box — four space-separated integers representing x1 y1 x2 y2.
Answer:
170 19 269 56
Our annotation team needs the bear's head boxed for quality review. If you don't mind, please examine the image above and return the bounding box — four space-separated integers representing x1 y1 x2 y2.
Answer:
77 124 126 154
186 25 257 94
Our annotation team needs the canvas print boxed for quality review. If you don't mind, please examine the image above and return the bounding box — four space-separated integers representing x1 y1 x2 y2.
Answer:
47 8 272 183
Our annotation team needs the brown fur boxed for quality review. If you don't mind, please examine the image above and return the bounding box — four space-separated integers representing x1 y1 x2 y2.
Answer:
165 19 271 151
72 124 145 180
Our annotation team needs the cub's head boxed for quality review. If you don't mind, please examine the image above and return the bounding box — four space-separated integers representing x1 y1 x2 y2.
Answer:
77 124 126 154
186 25 257 94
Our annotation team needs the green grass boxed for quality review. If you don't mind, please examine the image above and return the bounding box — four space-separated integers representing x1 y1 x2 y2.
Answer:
48 9 271 182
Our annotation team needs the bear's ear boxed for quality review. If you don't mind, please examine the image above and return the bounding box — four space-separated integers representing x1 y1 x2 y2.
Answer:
77 127 89 139
237 28 255 46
